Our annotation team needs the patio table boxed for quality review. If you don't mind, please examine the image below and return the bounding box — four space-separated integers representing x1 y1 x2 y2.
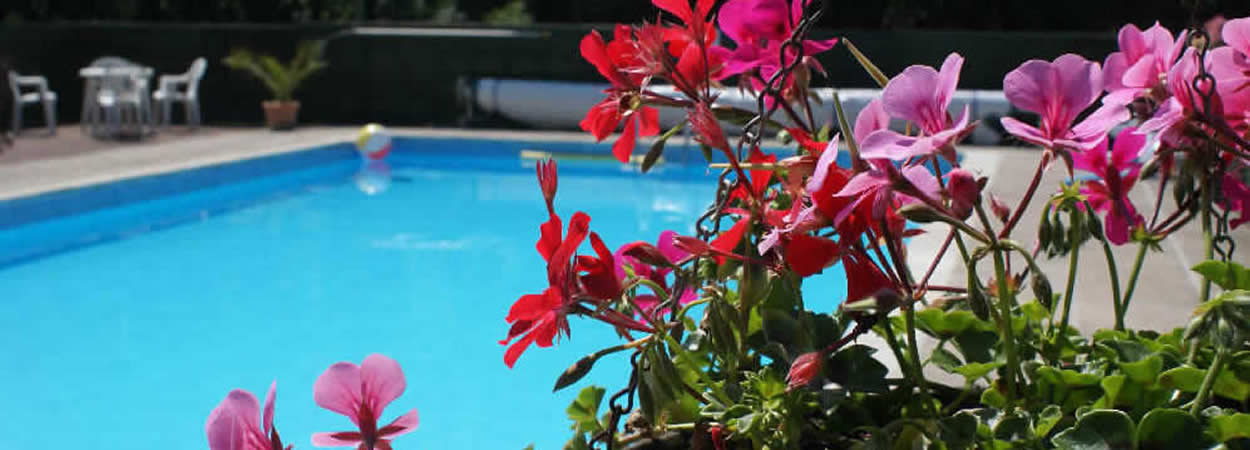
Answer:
79 65 156 139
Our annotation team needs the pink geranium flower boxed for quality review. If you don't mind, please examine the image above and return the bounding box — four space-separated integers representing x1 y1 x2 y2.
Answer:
1000 54 1129 154
614 230 696 317
718 0 838 78
1102 22 1185 106
1074 128 1147 245
1222 173 1250 229
312 354 420 450
206 381 290 450
859 53 977 161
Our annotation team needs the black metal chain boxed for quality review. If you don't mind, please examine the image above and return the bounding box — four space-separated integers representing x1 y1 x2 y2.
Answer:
1184 10 1237 263
592 350 642 449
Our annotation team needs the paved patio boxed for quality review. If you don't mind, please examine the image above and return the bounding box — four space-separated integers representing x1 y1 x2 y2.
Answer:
1 126 1239 349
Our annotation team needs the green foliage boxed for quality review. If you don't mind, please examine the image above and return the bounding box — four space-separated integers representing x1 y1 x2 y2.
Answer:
482 0 532 26
222 40 327 101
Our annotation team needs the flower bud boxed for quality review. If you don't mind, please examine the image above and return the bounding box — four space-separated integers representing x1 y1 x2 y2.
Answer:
945 168 980 220
673 235 713 256
989 193 1011 224
688 102 729 152
786 351 824 391
536 158 558 215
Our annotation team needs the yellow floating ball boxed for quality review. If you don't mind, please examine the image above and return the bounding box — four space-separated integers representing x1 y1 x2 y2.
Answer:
355 123 392 160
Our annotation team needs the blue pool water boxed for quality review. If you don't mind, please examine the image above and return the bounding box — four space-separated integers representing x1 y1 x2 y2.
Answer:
0 138 847 449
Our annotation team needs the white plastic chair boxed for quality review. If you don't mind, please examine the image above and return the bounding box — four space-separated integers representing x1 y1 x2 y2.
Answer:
8 70 57 135
153 57 206 129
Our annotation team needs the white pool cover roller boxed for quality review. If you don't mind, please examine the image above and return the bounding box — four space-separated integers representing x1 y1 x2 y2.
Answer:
468 78 1012 145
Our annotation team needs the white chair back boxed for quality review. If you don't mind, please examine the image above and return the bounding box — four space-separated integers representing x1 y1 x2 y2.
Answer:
6 71 18 99
186 57 207 99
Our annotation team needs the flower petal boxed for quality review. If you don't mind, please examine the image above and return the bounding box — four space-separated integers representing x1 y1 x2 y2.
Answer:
206 389 265 450
360 354 407 418
999 117 1051 148
612 116 638 163
378 409 421 439
853 99 890 146
311 431 364 447
262 381 276 436
882 64 940 125
314 362 363 425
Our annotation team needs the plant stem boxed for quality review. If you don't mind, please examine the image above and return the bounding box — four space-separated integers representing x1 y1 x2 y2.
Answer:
902 302 937 416
1100 239 1125 331
976 203 1020 408
999 151 1051 239
1117 243 1148 329
1189 350 1228 416
1055 213 1080 347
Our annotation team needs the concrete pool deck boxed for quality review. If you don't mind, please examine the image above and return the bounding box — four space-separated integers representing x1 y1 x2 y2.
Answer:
1 126 1241 343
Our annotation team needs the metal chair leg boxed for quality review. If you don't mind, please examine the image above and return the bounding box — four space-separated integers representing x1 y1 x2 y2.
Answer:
44 99 56 135
11 102 21 135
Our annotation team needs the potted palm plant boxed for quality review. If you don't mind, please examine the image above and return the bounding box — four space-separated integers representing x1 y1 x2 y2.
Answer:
222 40 327 130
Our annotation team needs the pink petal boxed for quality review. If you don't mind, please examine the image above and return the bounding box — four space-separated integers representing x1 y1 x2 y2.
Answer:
314 362 363 425
1223 17 1250 58
1110 127 1147 168
1139 97 1184 135
378 409 421 439
361 354 407 418
206 389 265 450
262 381 276 436
834 171 886 198
853 99 890 145
1103 52 1128 93
1104 208 1132 245
1068 102 1130 150
1143 22 1176 58
1071 136 1109 175
935 53 964 115
882 64 940 125
1120 55 1162 90
311 431 364 447
857 129 919 161
1052 54 1102 125
999 117 1051 148
1003 59 1052 114
656 230 687 263
805 134 842 192
1117 23 1147 61
902 165 941 201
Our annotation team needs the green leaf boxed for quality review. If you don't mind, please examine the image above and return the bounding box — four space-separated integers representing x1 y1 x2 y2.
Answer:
954 329 1000 364
1193 260 1250 290
566 386 606 433
1210 413 1250 442
1035 405 1064 438
981 384 1007 409
1159 366 1250 402
827 344 889 393
954 361 1003 382
917 309 990 338
939 413 979 449
1136 408 1208 450
1119 354 1163 385
1094 375 1125 409
994 413 1033 442
930 347 964 374
1051 409 1135 450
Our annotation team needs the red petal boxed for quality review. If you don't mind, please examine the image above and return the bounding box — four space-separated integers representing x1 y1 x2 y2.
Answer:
536 214 562 262
612 117 638 163
710 216 752 264
785 234 839 277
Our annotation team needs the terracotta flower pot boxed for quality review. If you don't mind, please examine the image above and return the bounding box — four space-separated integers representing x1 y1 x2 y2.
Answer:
262 100 300 130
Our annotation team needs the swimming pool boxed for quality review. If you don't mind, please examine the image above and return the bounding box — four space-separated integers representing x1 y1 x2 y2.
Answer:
0 135 848 449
